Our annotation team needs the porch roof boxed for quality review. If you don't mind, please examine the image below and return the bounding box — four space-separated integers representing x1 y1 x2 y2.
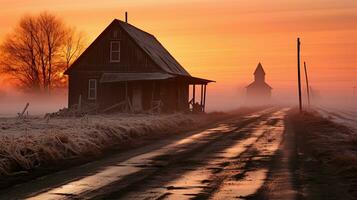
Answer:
100 72 214 84
174 75 215 84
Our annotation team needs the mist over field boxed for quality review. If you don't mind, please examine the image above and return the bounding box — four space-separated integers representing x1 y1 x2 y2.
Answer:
0 85 355 116
0 89 67 117
0 65 355 116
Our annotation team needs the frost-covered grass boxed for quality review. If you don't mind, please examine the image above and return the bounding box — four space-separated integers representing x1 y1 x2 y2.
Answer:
291 110 357 168
315 106 357 131
0 113 224 176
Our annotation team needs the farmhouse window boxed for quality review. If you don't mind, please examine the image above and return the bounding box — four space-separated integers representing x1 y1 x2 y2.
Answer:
88 79 97 100
110 41 121 62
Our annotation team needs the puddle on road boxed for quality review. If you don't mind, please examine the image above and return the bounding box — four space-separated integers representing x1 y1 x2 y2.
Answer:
217 127 266 159
164 170 212 199
211 169 268 199
27 166 141 200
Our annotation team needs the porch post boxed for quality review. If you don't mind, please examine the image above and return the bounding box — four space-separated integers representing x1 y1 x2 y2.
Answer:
200 84 203 107
203 84 207 112
192 84 196 104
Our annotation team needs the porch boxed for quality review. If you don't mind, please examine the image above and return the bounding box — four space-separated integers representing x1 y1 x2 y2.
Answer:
99 73 213 113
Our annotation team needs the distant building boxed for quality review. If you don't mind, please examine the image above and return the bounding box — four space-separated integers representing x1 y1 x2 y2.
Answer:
64 19 213 113
246 63 272 104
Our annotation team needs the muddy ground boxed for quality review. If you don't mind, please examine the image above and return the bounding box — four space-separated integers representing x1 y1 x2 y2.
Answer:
0 107 355 200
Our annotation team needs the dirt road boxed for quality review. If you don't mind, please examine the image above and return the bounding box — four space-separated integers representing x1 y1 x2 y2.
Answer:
0 108 295 200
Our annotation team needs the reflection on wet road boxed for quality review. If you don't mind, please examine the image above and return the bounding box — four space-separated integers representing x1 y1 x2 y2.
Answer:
0 108 292 200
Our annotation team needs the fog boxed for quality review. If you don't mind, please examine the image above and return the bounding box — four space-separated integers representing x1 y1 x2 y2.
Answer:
0 89 67 117
205 87 297 112
1 85 355 117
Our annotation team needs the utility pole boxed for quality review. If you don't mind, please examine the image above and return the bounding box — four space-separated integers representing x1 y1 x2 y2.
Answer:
297 38 302 113
304 62 311 107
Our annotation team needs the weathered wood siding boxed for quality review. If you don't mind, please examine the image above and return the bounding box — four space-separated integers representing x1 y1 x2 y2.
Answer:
70 23 160 73
68 72 101 107
159 80 189 112
99 82 126 109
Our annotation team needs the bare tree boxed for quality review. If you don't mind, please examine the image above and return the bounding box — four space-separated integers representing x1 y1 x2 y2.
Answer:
0 12 85 93
62 28 85 70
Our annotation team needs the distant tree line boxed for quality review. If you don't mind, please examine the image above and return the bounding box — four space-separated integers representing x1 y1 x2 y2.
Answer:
0 12 85 93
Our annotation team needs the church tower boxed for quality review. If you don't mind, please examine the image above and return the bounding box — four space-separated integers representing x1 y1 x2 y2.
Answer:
254 62 265 83
246 62 272 105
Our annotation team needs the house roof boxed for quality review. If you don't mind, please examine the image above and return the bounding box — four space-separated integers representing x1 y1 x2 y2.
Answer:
254 62 265 75
64 19 191 77
117 20 190 76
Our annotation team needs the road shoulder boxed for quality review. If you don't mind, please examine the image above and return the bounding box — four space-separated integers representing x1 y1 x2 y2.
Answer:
289 110 356 200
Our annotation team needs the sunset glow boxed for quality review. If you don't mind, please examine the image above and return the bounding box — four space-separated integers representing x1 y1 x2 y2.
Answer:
0 0 356 110
1 2 357 198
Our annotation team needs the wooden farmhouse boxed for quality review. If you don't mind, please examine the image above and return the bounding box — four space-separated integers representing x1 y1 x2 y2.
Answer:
64 19 213 113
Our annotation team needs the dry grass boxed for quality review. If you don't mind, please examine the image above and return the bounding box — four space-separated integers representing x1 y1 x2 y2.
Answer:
289 110 357 197
0 113 225 176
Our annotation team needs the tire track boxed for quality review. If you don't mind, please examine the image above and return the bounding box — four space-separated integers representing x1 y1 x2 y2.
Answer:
24 108 277 200
205 109 287 200
103 109 287 200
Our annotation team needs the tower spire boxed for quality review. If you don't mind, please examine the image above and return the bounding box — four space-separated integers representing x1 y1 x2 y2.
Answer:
254 62 265 82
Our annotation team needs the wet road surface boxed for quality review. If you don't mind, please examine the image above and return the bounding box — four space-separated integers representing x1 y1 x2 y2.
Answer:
0 108 294 200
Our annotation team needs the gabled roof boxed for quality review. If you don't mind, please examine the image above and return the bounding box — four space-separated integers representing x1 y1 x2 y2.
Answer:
254 62 265 75
117 20 190 76
65 19 190 76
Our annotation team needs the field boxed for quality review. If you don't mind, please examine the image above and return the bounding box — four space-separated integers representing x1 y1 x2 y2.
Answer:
315 106 357 131
0 112 226 177
290 109 357 198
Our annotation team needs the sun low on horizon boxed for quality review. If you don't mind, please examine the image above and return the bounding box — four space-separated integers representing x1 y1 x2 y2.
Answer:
0 0 356 110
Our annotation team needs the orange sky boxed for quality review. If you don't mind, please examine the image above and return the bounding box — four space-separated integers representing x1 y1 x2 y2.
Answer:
0 0 356 110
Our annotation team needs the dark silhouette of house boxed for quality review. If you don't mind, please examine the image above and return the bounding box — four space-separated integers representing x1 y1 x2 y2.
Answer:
64 19 213 113
246 63 272 103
